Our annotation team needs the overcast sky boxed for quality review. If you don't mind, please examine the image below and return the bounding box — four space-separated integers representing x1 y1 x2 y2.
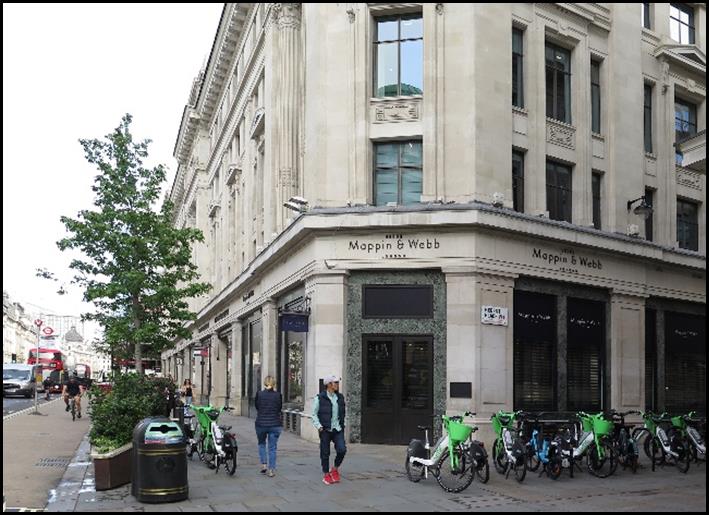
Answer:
3 3 223 340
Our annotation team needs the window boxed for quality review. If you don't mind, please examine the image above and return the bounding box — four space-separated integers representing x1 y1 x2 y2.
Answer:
670 4 695 44
675 97 697 165
567 298 605 412
645 189 654 241
677 199 699 251
665 313 706 413
591 60 601 133
545 43 572 123
512 28 524 108
642 3 651 30
512 150 524 212
374 141 422 206
546 160 572 222
363 285 433 318
592 172 602 229
374 14 423 97
644 85 653 153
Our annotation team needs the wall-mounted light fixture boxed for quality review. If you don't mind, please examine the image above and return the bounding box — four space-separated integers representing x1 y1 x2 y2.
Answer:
627 196 653 219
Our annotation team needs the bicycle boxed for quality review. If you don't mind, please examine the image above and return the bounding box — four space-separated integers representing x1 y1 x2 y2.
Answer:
670 412 706 464
491 410 527 482
405 411 489 492
190 404 238 475
68 395 78 422
519 412 563 480
574 411 617 478
633 411 690 473
607 410 640 474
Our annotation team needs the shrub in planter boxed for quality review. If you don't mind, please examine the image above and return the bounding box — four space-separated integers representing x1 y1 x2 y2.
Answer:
88 373 176 490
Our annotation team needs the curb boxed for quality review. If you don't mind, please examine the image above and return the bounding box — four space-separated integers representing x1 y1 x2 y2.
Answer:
45 433 93 512
2 398 61 423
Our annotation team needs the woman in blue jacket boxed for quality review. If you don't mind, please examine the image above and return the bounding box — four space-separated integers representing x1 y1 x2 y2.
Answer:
254 376 283 477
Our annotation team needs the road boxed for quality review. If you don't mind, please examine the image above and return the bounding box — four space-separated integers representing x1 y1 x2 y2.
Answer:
3 393 59 417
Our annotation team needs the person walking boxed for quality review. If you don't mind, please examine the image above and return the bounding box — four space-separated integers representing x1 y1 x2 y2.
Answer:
312 375 346 485
254 376 283 478
181 379 193 409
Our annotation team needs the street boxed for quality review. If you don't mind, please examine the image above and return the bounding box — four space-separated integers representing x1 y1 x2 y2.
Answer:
3 393 57 417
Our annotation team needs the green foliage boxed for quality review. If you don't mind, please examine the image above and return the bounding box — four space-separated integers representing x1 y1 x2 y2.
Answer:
57 114 211 367
89 372 177 453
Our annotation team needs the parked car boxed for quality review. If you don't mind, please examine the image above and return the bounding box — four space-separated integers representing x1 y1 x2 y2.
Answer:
3 364 42 398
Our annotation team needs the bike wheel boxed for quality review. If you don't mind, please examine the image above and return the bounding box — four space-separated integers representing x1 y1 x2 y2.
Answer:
672 438 690 474
405 447 425 483
527 449 541 472
492 439 507 474
587 440 617 478
512 458 526 483
644 433 663 465
224 441 238 476
548 459 562 480
475 459 490 484
435 447 475 493
71 400 76 422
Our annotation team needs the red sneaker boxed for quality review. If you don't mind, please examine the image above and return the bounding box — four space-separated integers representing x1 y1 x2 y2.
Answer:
322 472 335 485
330 468 341 483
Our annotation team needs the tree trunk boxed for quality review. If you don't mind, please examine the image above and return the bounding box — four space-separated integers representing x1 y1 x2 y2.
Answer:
133 296 143 375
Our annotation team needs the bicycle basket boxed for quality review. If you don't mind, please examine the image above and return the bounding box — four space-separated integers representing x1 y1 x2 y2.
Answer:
580 416 594 433
491 412 513 434
448 420 473 444
592 415 614 436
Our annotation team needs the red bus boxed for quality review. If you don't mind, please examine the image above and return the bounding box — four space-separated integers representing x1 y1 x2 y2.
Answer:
28 348 67 391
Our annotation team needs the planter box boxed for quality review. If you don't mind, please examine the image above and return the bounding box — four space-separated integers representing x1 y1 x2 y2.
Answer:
91 442 132 491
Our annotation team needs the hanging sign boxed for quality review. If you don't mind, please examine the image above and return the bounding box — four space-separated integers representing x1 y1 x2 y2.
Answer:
279 313 309 333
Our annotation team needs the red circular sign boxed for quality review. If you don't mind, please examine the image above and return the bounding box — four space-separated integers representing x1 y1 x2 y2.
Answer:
34 319 43 327
42 326 54 336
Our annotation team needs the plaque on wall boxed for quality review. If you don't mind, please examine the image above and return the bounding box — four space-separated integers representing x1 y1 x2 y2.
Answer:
450 382 472 399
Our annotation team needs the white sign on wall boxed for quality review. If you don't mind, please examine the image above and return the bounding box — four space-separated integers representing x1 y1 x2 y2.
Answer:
481 306 508 326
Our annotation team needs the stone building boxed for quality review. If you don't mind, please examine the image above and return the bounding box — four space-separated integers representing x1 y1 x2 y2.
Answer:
2 291 39 364
162 3 706 444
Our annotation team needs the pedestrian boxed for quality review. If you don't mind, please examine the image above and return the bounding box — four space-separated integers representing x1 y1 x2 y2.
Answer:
181 379 193 408
254 376 283 478
312 375 346 485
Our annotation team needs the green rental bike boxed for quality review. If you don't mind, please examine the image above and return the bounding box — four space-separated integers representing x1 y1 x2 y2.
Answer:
190 404 238 475
574 412 617 478
670 412 706 464
633 411 690 473
491 410 527 482
406 411 489 493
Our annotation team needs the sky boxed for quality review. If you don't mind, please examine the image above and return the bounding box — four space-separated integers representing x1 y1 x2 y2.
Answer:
3 3 224 341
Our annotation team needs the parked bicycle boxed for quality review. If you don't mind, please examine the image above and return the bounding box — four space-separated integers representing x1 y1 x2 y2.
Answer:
491 410 526 482
607 410 640 474
669 412 706 464
189 404 238 475
519 412 564 480
405 411 489 493
633 411 690 473
574 411 617 478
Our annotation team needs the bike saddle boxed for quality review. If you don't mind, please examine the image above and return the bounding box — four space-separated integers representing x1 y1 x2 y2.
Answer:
498 416 512 425
219 425 232 431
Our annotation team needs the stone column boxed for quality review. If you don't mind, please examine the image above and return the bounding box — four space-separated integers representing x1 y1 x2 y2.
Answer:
609 292 647 412
271 3 303 232
182 347 191 392
230 320 243 414
528 12 548 216
444 268 516 445
261 299 278 386
213 332 229 408
302 270 348 443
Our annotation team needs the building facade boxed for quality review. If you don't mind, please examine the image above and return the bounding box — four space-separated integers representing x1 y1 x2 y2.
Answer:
162 3 706 444
3 291 39 364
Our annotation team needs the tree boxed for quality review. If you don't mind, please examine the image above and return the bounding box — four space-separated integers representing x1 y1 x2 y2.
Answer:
57 114 211 374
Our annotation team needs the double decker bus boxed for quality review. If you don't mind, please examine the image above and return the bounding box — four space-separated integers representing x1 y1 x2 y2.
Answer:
28 348 68 392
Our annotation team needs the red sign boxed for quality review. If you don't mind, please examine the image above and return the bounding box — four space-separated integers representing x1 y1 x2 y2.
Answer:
42 327 54 336
200 348 209 357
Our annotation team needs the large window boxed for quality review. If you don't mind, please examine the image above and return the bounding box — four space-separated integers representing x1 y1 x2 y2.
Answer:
512 150 524 213
644 84 653 153
567 298 605 412
591 60 601 133
545 43 572 123
512 28 524 108
665 312 705 413
675 97 697 165
670 3 695 44
642 3 651 30
374 141 423 206
546 160 572 223
645 188 654 242
374 14 423 97
592 172 602 229
677 199 699 251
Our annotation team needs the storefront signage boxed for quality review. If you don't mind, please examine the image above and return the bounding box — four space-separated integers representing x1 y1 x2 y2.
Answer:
279 313 309 333
347 233 441 259
531 247 603 274
481 306 508 326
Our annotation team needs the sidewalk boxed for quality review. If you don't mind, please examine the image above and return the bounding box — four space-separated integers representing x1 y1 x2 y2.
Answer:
50 411 706 512
2 397 90 510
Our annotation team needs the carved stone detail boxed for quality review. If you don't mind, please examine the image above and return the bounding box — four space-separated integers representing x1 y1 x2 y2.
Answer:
273 3 302 30
546 120 575 150
372 101 420 124
676 168 701 190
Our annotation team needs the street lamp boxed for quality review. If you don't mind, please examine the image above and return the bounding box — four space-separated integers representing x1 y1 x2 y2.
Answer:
627 196 653 219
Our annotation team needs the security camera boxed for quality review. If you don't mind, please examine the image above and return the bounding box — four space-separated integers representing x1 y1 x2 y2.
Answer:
288 196 308 205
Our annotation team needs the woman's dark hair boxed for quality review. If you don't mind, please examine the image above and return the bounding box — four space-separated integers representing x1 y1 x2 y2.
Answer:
183 379 192 386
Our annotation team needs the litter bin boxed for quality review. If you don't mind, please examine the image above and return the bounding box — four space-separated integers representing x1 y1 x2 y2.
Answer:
131 417 188 503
